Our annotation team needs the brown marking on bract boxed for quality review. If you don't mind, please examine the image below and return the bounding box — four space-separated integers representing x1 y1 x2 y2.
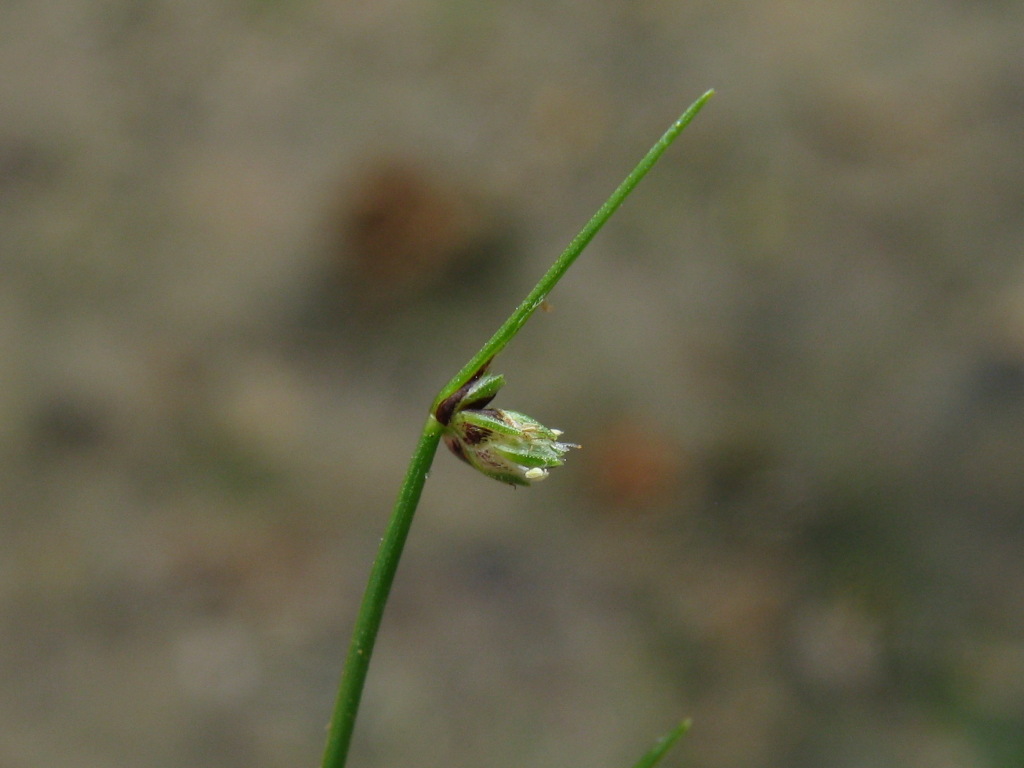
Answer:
462 422 491 445
433 358 494 425
435 384 469 426
443 434 470 464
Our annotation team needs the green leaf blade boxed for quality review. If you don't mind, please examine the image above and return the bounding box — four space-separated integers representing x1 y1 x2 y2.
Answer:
630 720 693 768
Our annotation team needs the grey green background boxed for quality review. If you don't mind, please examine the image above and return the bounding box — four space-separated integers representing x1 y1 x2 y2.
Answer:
2 1 1023 766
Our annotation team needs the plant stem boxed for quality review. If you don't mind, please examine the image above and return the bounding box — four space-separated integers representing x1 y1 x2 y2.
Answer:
321 417 443 768
322 89 713 768
432 88 715 413
630 720 692 768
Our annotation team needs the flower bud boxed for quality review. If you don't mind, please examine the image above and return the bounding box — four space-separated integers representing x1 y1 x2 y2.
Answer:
434 366 578 486
443 407 578 486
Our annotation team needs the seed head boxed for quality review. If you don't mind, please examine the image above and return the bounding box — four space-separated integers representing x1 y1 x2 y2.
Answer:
435 368 578 486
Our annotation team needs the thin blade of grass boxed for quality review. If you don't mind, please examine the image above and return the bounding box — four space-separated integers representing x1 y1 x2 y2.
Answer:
630 720 693 768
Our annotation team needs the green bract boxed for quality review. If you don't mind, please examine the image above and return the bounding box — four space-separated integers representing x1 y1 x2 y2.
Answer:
446 407 578 486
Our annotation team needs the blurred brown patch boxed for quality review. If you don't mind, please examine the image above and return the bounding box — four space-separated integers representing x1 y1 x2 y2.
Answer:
588 418 691 511
327 158 489 309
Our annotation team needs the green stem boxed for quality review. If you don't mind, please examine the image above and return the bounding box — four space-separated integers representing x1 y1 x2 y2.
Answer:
432 88 715 413
630 720 692 768
322 89 713 768
321 417 443 768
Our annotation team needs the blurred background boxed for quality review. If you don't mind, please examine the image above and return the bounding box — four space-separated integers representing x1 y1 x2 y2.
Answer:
2 1 1023 767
